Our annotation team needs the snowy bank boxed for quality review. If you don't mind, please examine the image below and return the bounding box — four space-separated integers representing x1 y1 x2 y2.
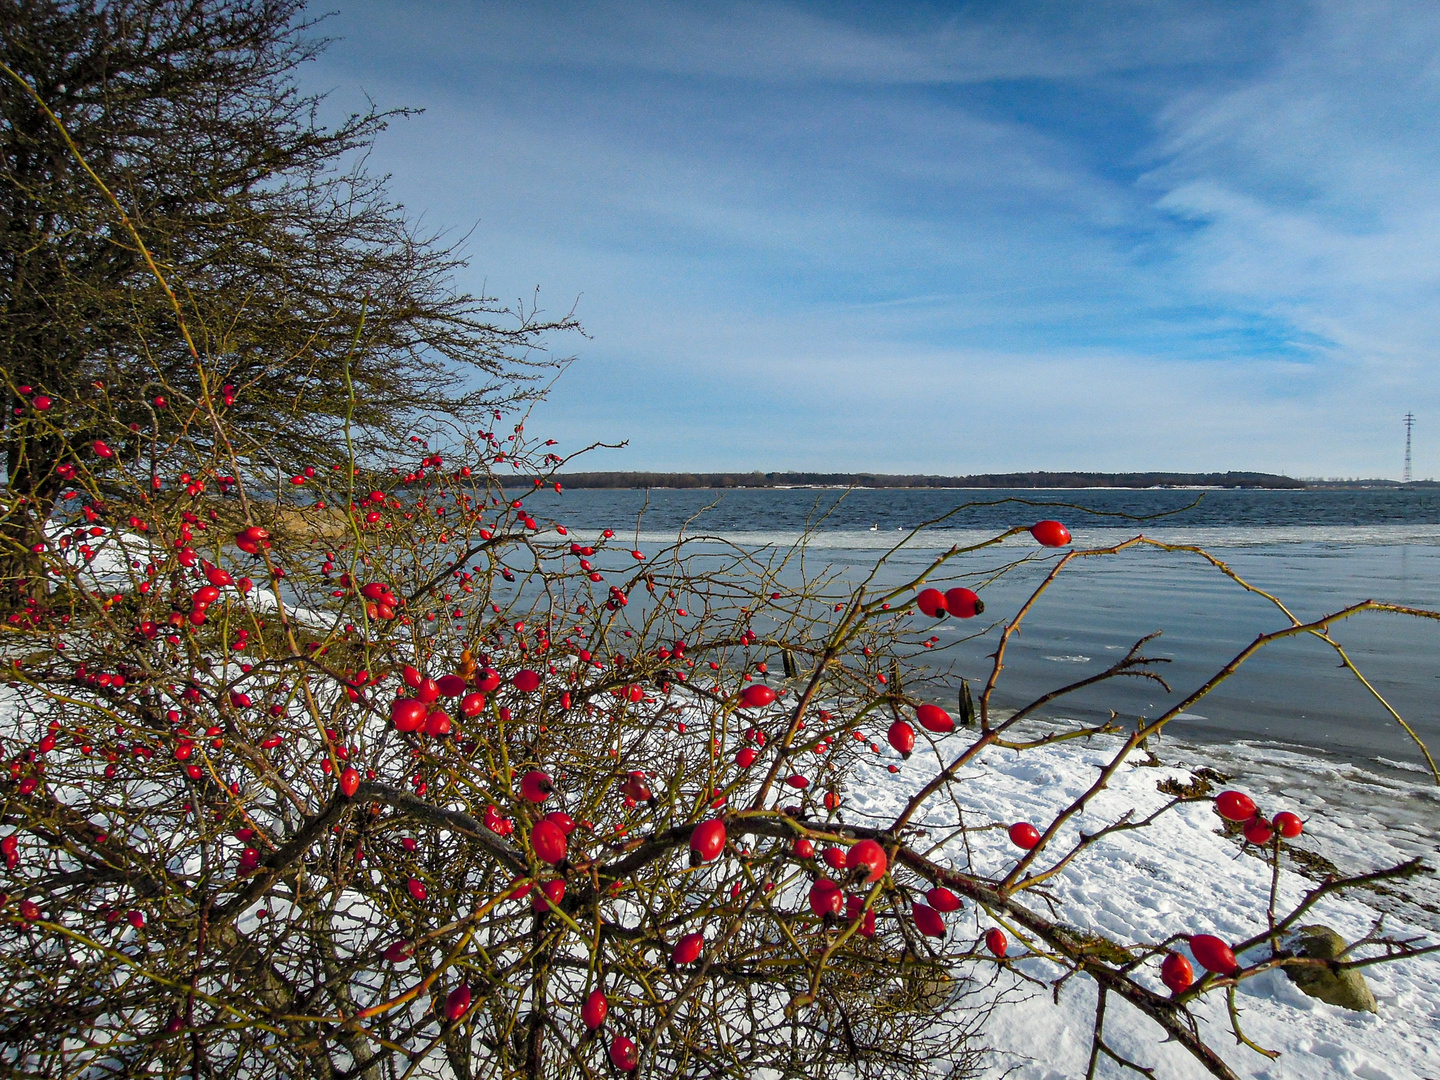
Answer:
841 728 1440 1079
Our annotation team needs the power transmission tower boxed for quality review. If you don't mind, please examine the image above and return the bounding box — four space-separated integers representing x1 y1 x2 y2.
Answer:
1403 413 1415 483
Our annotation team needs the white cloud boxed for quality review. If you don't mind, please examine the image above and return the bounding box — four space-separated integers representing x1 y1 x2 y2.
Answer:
313 0 1440 477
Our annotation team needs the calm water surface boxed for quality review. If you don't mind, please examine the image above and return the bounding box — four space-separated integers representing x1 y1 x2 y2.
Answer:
509 487 1440 777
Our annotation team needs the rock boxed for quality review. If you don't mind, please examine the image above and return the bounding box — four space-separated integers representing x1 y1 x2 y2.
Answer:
1282 924 1378 1013
887 966 959 1013
912 971 958 1013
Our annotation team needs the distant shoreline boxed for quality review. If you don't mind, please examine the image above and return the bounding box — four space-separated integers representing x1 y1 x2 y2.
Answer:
501 470 1437 491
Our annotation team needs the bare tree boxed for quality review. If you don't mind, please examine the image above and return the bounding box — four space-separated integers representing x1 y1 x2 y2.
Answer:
0 0 577 605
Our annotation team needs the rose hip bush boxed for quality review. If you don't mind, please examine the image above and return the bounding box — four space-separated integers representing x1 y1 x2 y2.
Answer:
0 393 1002 1079
1 381 1436 1080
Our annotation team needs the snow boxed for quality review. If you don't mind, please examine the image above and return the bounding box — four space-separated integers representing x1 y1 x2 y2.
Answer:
842 726 1440 1079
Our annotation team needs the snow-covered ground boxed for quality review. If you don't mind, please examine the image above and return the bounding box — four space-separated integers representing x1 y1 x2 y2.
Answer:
842 728 1440 1079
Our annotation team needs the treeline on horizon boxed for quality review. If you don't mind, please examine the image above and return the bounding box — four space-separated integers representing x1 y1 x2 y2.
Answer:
505 470 1313 490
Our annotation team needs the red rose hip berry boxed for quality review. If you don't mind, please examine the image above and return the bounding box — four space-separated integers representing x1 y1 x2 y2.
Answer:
887 720 915 756
1189 934 1240 976
1215 790 1257 822
390 698 426 733
913 903 946 938
610 1035 639 1072
846 839 887 884
1243 817 1275 845
1161 951 1194 994
1273 811 1303 838
445 985 471 1021
943 587 983 618
339 766 360 798
915 703 954 733
582 989 608 1029
916 588 947 618
689 819 727 864
672 932 704 965
740 684 776 708
530 819 567 864
1029 520 1071 547
808 878 843 918
1008 822 1041 850
926 886 960 912
519 770 553 803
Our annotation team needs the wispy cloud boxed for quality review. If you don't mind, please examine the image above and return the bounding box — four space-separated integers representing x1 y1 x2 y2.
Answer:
1147 1 1440 365
310 0 1440 477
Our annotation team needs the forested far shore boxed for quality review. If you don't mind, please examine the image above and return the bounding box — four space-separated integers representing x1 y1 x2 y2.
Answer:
502 470 1327 489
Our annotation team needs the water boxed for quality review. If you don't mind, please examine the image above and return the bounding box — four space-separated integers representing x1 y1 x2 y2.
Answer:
510 486 1440 780
516 484 1440 534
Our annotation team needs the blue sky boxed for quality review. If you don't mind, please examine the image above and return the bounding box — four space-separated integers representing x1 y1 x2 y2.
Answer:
307 0 1440 477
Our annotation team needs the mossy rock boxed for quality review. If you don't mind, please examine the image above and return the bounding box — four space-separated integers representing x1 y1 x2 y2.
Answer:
912 971 958 1013
1283 924 1377 1013
886 966 958 1014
